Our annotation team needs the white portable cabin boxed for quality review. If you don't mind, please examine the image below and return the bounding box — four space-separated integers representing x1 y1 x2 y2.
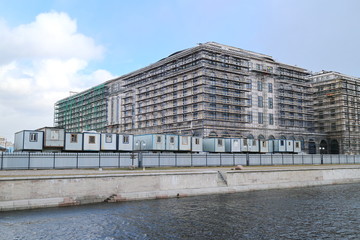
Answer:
294 140 301 153
240 138 259 152
203 138 225 152
133 134 165 151
14 130 44 151
37 127 65 152
166 134 179 151
225 138 242 152
267 140 274 153
83 132 101 151
259 140 269 153
179 135 191 151
191 137 203 152
285 140 294 153
64 132 83 151
273 139 286 153
100 133 117 151
118 134 134 151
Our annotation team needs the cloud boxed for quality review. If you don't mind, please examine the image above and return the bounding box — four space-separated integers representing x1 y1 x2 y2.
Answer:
0 12 114 142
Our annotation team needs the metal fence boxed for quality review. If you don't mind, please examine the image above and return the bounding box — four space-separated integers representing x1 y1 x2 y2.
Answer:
1 152 360 170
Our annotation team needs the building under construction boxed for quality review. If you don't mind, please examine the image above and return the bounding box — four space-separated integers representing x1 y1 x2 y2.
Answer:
311 71 360 154
54 42 360 154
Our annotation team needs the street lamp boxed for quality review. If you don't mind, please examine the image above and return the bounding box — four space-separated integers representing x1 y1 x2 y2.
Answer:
319 146 325 164
135 140 146 169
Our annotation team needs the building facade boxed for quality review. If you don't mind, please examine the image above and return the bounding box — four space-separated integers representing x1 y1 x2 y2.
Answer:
310 71 360 154
54 42 360 154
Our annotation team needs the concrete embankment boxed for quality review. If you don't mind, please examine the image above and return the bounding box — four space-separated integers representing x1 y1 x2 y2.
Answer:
1 165 360 211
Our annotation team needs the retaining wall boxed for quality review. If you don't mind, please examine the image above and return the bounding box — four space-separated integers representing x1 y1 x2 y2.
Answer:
1 167 360 211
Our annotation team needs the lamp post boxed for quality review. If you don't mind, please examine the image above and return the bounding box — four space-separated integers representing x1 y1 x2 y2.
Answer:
135 140 146 169
319 146 325 164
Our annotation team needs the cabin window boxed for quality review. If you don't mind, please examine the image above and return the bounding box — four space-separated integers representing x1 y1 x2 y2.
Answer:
89 136 96 144
71 134 77 143
181 136 188 145
29 133 38 142
280 140 284 146
156 136 162 143
170 136 175 144
217 139 223 147
50 130 59 140
288 141 291 146
262 141 266 147
123 135 129 144
295 142 300 148
195 138 200 145
233 139 239 145
244 139 248 145
105 134 112 143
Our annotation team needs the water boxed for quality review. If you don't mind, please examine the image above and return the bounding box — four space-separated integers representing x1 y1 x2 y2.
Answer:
1 183 360 240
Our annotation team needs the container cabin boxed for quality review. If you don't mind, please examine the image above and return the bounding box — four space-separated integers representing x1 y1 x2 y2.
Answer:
285 140 294 153
191 137 203 152
37 127 65 152
83 132 101 151
241 138 259 152
203 138 225 152
118 134 134 151
14 130 44 152
259 140 269 153
225 138 242 152
178 135 191 151
294 140 301 153
133 134 165 151
273 139 286 153
165 134 179 151
64 132 83 151
100 133 117 151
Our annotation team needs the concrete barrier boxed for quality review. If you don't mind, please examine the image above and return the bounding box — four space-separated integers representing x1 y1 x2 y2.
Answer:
1 166 360 211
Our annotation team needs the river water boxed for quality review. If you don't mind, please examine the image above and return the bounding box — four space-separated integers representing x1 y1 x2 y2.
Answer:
1 183 360 240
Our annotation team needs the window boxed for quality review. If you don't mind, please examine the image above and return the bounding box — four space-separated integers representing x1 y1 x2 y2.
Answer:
29 133 38 142
244 139 248 145
217 139 223 147
170 136 175 144
195 138 200 145
70 134 77 143
50 130 59 140
156 135 162 143
248 112 253 123
258 112 264 124
280 140 284 146
123 135 130 144
269 114 274 125
258 96 263 108
105 134 112 143
268 97 273 109
268 83 273 93
89 136 96 144
181 136 188 145
257 81 263 91
295 142 300 148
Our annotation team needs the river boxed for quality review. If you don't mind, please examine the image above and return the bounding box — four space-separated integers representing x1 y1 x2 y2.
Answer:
1 183 360 239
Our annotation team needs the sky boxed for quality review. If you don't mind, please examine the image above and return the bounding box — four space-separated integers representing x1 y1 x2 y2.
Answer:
1 0 360 142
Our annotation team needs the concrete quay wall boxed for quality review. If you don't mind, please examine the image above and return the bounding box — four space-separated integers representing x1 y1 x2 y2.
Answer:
1 167 360 211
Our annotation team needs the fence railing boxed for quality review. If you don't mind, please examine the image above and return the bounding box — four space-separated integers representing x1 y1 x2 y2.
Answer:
1 152 360 170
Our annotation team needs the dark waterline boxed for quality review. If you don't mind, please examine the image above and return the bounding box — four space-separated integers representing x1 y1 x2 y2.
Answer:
1 183 360 240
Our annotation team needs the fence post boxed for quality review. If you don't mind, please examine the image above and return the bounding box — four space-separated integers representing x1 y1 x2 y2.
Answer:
259 154 262 166
118 152 121 168
191 152 193 167
233 153 235 166
98 152 101 168
220 153 222 167
76 152 79 169
53 152 56 169
28 152 31 169
206 153 208 167
1 152 3 170
175 152 177 167
158 153 161 167
271 153 273 165
292 154 294 165
281 153 284 166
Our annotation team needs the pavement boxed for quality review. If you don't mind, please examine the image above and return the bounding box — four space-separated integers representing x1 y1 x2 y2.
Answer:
1 164 360 178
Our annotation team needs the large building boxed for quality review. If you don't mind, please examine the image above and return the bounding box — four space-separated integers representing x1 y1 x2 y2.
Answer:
54 42 359 154
310 71 360 154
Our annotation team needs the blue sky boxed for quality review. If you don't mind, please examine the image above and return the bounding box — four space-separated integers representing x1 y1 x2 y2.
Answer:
0 0 360 142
